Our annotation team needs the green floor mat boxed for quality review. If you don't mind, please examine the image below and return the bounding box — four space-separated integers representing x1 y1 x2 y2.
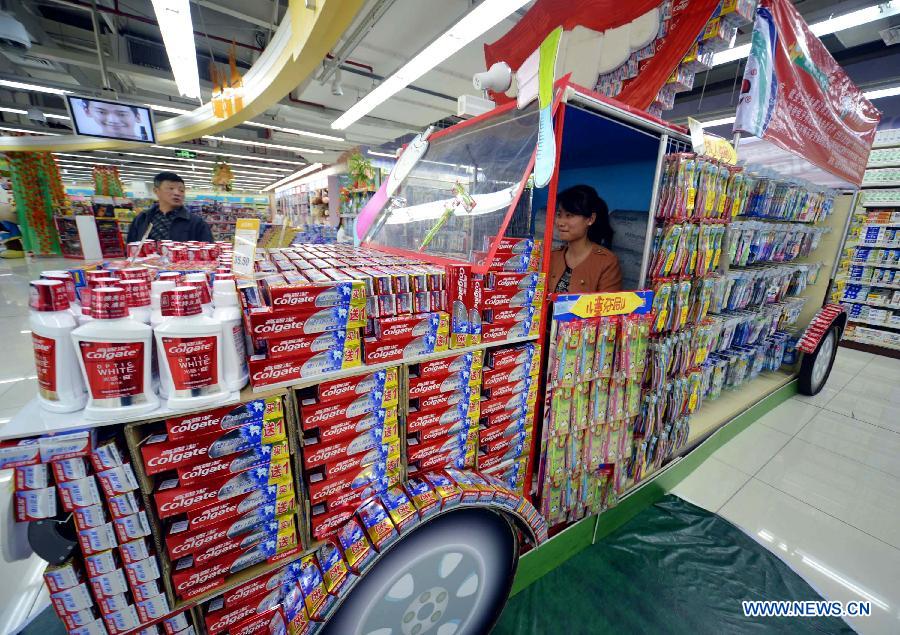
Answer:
494 495 854 634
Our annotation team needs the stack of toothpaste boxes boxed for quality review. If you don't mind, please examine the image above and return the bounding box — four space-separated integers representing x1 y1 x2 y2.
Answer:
477 342 542 495
297 367 402 541
0 429 193 635
479 237 545 344
137 396 300 602
241 245 452 388
405 350 483 475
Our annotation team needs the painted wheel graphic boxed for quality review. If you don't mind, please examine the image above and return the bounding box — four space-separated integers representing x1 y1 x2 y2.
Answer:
322 508 519 635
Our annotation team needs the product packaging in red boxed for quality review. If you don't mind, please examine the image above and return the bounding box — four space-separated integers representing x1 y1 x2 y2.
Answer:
59 608 98 631
15 464 50 490
303 439 399 487
481 320 532 343
247 340 361 388
408 419 471 446
44 560 82 592
483 304 536 326
167 505 292 560
246 304 365 340
480 417 530 445
95 592 130 615
0 438 40 470
482 377 533 401
373 311 449 341
316 367 398 403
165 396 282 441
408 370 473 400
379 486 418 532
317 541 352 598
407 430 476 464
300 388 398 430
118 537 151 565
425 472 463 507
51 457 90 483
154 458 293 518
487 270 542 289
416 350 483 378
406 405 467 433
335 518 373 574
230 604 286 635
301 408 393 449
409 385 472 415
14 487 57 521
306 460 393 509
175 440 288 487
186 483 295 532
264 328 359 360
96 463 139 498
58 476 102 511
190 517 290 567
362 331 449 364
302 426 395 471
297 554 334 621
112 510 151 543
88 567 129 597
479 444 526 470
102 605 141 634
481 429 529 456
51 582 94 614
261 280 366 313
205 596 272 635
84 550 117 578
124 555 161 587
404 477 440 519
310 507 356 541
221 560 300 609
135 593 170 623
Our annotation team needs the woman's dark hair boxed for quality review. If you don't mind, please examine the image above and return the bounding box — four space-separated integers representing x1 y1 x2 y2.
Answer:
557 185 614 248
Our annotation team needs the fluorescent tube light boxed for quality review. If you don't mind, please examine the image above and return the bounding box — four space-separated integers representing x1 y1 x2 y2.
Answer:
144 103 192 115
0 80 72 95
0 126 60 135
699 116 736 128
151 145 306 166
266 163 324 192
203 135 324 154
368 149 398 158
332 0 530 130
865 85 900 100
713 1 900 67
150 0 202 100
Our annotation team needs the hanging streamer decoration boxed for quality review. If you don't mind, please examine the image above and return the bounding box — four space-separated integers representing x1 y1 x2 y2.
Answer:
6 151 65 255
92 166 125 197
212 160 234 191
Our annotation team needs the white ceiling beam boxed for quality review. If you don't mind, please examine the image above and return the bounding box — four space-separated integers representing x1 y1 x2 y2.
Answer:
189 0 274 29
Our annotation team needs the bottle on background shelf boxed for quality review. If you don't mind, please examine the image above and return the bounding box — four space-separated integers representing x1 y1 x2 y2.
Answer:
213 278 248 392
155 286 228 409
72 286 158 420
29 280 86 413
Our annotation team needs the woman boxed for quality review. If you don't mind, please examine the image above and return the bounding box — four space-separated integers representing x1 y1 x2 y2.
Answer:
549 185 621 293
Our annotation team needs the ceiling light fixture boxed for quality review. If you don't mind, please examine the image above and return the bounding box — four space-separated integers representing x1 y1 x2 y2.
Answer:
699 116 736 128
151 145 306 166
0 80 72 95
91 150 291 172
0 126 60 135
367 149 398 158
243 121 344 142
144 103 192 115
265 163 324 192
865 85 900 99
54 154 282 179
713 1 900 66
203 135 325 154
332 0 530 130
150 0 202 99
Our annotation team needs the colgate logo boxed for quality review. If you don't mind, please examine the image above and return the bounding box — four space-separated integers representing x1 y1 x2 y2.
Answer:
252 366 294 382
368 347 400 361
194 504 232 525
304 406 342 425
198 539 237 561
33 340 53 352
253 322 298 335
273 295 314 306
84 346 139 361
177 565 227 591
269 339 311 354
229 581 265 603
382 324 411 337
159 490 217 513
146 446 207 468
181 461 229 481
320 382 352 399
172 528 223 556
166 340 213 355
307 444 348 464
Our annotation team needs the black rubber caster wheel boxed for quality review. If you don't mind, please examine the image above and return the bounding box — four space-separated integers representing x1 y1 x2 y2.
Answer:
798 324 839 396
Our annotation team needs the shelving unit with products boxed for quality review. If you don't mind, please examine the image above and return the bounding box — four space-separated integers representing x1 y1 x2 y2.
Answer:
832 128 900 357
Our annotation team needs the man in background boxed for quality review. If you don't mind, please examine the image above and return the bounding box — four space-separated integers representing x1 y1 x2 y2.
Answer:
126 172 213 243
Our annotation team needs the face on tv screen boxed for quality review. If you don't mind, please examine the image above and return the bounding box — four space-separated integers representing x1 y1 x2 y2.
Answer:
67 96 156 143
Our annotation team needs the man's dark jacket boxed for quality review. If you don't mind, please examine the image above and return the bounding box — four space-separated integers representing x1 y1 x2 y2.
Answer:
125 204 213 243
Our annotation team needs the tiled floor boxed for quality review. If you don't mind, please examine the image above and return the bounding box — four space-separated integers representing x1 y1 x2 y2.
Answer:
673 345 900 635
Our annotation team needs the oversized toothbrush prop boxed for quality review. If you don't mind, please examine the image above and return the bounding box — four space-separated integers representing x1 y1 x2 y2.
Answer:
531 27 563 188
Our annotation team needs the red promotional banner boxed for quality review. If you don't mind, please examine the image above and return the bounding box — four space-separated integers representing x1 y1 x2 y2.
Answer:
734 0 880 186
483 0 719 110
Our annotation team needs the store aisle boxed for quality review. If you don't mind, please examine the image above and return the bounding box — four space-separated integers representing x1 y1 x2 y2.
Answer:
673 346 900 635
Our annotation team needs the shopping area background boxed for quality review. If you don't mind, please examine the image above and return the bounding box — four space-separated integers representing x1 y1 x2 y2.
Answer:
0 1 899 634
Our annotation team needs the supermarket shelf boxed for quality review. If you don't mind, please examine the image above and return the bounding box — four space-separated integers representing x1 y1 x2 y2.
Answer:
867 162 900 169
835 277 900 290
846 316 900 330
685 370 796 446
858 222 900 227
862 181 900 188
251 335 541 394
862 200 900 208
849 260 900 269
853 241 900 249
0 389 245 440
841 298 900 310
843 333 900 352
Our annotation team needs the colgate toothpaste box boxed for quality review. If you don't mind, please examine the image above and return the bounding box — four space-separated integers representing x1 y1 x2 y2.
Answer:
165 397 283 441
264 328 359 361
141 420 286 476
482 320 532 343
357 499 397 553
407 429 476 464
228 603 286 635
67 618 107 635
297 554 334 621
262 280 366 313
84 550 117 577
39 430 94 463
44 560 82 592
335 518 373 574
135 593 170 623
425 472 463 508
162 612 191 635
482 377 533 401
306 461 393 509
303 439 399 486
482 402 530 429
487 342 540 370
96 463 139 498
154 458 293 519
51 582 94 614
172 533 297 599
91 439 127 472
486 236 535 255
88 567 129 597
112 510 151 543
15 463 50 490
248 338 361 388
487 270 542 290
131 579 164 603
481 429 530 455
316 367 398 404
0 438 40 469
374 311 449 342
59 609 98 631
404 477 440 519
479 417 530 445
191 520 293 568
220 561 299 611
379 486 418 532
363 331 449 364
478 441 527 470
408 369 475 399
482 363 538 390
96 594 131 618
51 457 90 483
407 446 474 475
186 483 295 532
416 350 483 378
409 384 471 415
124 555 161 586
247 304 365 340
300 387 398 431
445 468 495 504
106 492 141 519
15 486 57 521
176 440 288 487
301 408 393 448
317 541 352 598
302 426 396 471
310 475 391 522
408 419 471 446
206 591 284 635
118 538 151 564
483 304 535 327
58 476 102 511
310 506 356 541
407 404 467 433
482 286 537 309
166 505 292 560
480 392 531 419
102 605 141 635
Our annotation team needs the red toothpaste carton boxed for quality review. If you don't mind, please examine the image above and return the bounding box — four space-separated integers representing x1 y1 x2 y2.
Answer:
488 343 540 370
335 518 374 574
478 444 526 470
51 457 90 483
417 350 483 378
141 420 286 476
39 430 94 463
411 386 472 414
316 367 398 403
483 364 535 389
124 555 161 586
59 609 98 631
221 561 299 609
482 286 537 308
408 446 475 474
480 418 530 445
246 304 366 340
306 461 392 508
297 554 334 621
483 378 532 401
205 598 269 635
407 430 476 463
88 567 129 597
102 605 141 635
265 329 359 361
191 519 289 567
154 459 293 518
57 476 102 511
230 605 285 635
166 505 291 559
263 280 366 313
15 487 57 521
51 582 94 614
363 331 449 364
310 476 390 522
135 593 170 623
483 305 535 325
96 463 139 498
15 464 50 490
118 538 151 565
131 579 163 603
0 438 40 469
445 468 495 504
317 541 352 598
162 612 191 635
407 405 466 433
482 320 531 343
425 472 463 508
112 511 151 543
374 312 450 342
90 439 127 471
165 397 283 441
302 408 394 448
176 440 288 487
409 419 470 445
487 270 542 289
311 507 357 541
300 388 398 431
304 439 399 486
186 484 295 532
97 594 129 615
302 427 394 471
247 339 361 388
44 560 82 592
379 487 418 532
408 370 473 399
481 430 529 455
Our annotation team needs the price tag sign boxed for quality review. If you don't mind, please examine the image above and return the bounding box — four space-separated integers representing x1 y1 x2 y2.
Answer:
232 218 260 280
552 291 653 321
